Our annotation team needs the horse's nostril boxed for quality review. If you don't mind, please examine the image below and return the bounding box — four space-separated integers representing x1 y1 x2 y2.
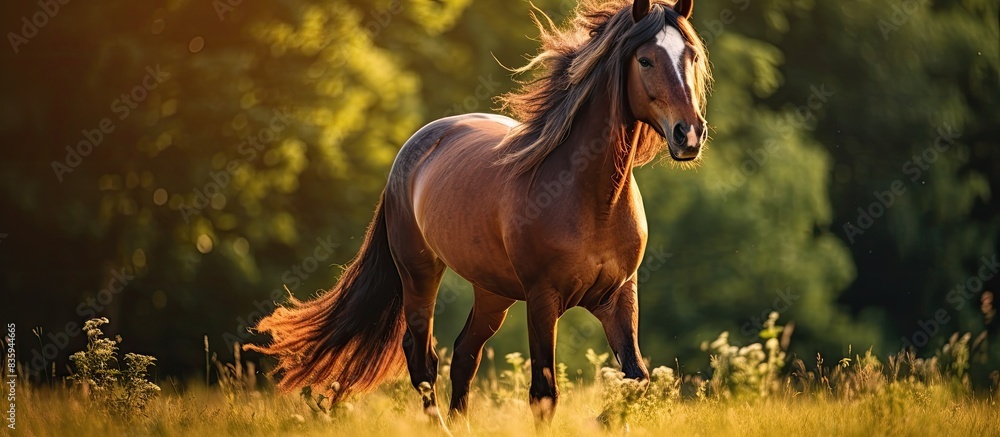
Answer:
672 123 687 146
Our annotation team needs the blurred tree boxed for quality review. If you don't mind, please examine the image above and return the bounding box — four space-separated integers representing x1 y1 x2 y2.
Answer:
0 0 473 377
763 0 999 369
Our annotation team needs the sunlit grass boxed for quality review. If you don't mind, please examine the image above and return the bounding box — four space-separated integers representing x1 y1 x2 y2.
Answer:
11 315 999 436
13 379 999 436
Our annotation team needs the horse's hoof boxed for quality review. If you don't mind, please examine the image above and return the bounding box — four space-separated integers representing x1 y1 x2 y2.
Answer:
424 404 452 436
418 381 434 401
530 396 555 424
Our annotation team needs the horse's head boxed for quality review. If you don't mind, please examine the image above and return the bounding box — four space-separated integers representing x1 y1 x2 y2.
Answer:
625 0 708 161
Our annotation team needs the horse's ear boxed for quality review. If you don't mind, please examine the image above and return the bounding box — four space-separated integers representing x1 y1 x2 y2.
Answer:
632 0 651 23
673 0 694 19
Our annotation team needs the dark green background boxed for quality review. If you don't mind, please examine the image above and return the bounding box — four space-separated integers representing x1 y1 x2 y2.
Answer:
1 0 997 385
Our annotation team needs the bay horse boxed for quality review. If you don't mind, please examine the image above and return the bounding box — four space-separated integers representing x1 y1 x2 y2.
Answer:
247 0 711 428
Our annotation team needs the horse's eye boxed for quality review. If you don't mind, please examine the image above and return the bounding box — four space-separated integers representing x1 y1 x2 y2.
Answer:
638 57 653 68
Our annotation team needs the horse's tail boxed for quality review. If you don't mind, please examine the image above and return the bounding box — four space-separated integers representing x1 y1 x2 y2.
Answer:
245 194 406 399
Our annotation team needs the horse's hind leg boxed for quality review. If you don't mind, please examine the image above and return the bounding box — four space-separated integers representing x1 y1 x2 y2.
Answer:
449 288 515 415
388 220 449 430
402 268 444 427
398 263 448 428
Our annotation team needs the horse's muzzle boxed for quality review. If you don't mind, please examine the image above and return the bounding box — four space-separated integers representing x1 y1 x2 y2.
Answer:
667 121 702 161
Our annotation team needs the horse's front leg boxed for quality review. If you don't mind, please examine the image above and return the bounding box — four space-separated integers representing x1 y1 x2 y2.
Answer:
449 288 515 415
525 291 564 424
588 277 649 381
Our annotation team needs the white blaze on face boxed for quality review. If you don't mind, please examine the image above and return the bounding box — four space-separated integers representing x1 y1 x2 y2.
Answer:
655 25 690 104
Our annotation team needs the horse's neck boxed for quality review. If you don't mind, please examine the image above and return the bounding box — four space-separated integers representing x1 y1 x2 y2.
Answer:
559 90 639 213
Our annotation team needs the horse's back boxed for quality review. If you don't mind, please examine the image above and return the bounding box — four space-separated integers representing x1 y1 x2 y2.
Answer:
387 113 516 194
390 112 518 218
385 113 526 297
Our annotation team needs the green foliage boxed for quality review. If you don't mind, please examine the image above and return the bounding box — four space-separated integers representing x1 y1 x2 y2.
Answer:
1 0 997 384
584 348 610 379
210 342 257 404
556 362 573 391
791 338 989 402
596 364 680 429
68 318 160 417
941 332 972 381
702 312 787 399
498 352 528 397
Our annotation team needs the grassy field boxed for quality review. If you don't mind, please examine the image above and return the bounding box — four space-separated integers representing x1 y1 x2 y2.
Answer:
12 378 999 436
8 317 1000 436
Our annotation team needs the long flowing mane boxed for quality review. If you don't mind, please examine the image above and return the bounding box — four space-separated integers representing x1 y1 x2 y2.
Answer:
496 0 711 175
